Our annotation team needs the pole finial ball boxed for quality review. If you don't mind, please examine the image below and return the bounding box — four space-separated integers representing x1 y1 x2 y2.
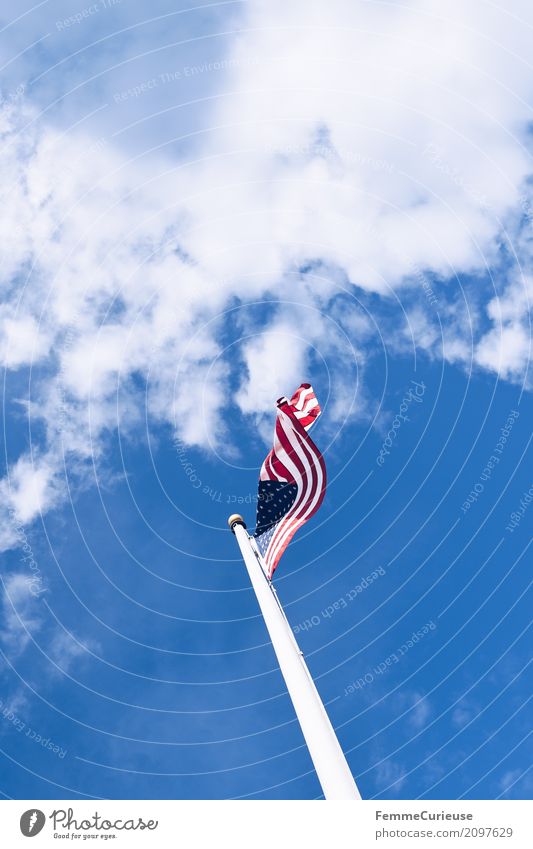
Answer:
228 513 246 531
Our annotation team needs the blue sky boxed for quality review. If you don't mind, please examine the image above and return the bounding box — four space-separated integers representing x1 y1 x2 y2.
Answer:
0 0 531 800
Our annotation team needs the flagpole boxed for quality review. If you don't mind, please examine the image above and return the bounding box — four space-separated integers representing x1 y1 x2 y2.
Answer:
228 514 361 800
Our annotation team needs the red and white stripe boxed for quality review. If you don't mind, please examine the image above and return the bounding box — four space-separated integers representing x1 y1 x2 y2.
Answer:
259 384 326 578
277 383 321 431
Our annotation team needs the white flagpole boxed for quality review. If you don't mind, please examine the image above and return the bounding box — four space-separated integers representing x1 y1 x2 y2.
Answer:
228 513 361 800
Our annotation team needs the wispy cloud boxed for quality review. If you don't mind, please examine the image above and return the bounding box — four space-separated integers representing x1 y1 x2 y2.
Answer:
47 630 100 677
498 768 533 798
451 698 478 729
0 573 42 654
408 693 432 730
0 572 97 675
374 758 407 793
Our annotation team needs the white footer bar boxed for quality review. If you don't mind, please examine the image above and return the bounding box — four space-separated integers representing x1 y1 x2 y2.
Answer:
1 799 531 848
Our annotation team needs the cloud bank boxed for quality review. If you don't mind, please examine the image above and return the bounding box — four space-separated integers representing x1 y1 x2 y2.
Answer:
1 0 532 543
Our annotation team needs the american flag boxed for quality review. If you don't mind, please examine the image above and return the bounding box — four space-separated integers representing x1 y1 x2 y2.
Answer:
254 384 326 578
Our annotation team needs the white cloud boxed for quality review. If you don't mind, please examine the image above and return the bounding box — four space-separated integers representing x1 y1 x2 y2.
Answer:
236 327 310 418
0 0 532 541
48 630 100 676
0 453 62 558
475 276 532 379
0 314 51 369
0 454 61 526
0 454 61 556
193 0 531 286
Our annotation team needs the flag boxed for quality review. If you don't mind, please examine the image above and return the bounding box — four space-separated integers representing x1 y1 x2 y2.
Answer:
254 384 326 578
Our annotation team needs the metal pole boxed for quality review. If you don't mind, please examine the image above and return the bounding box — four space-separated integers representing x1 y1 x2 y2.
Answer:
228 513 361 800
